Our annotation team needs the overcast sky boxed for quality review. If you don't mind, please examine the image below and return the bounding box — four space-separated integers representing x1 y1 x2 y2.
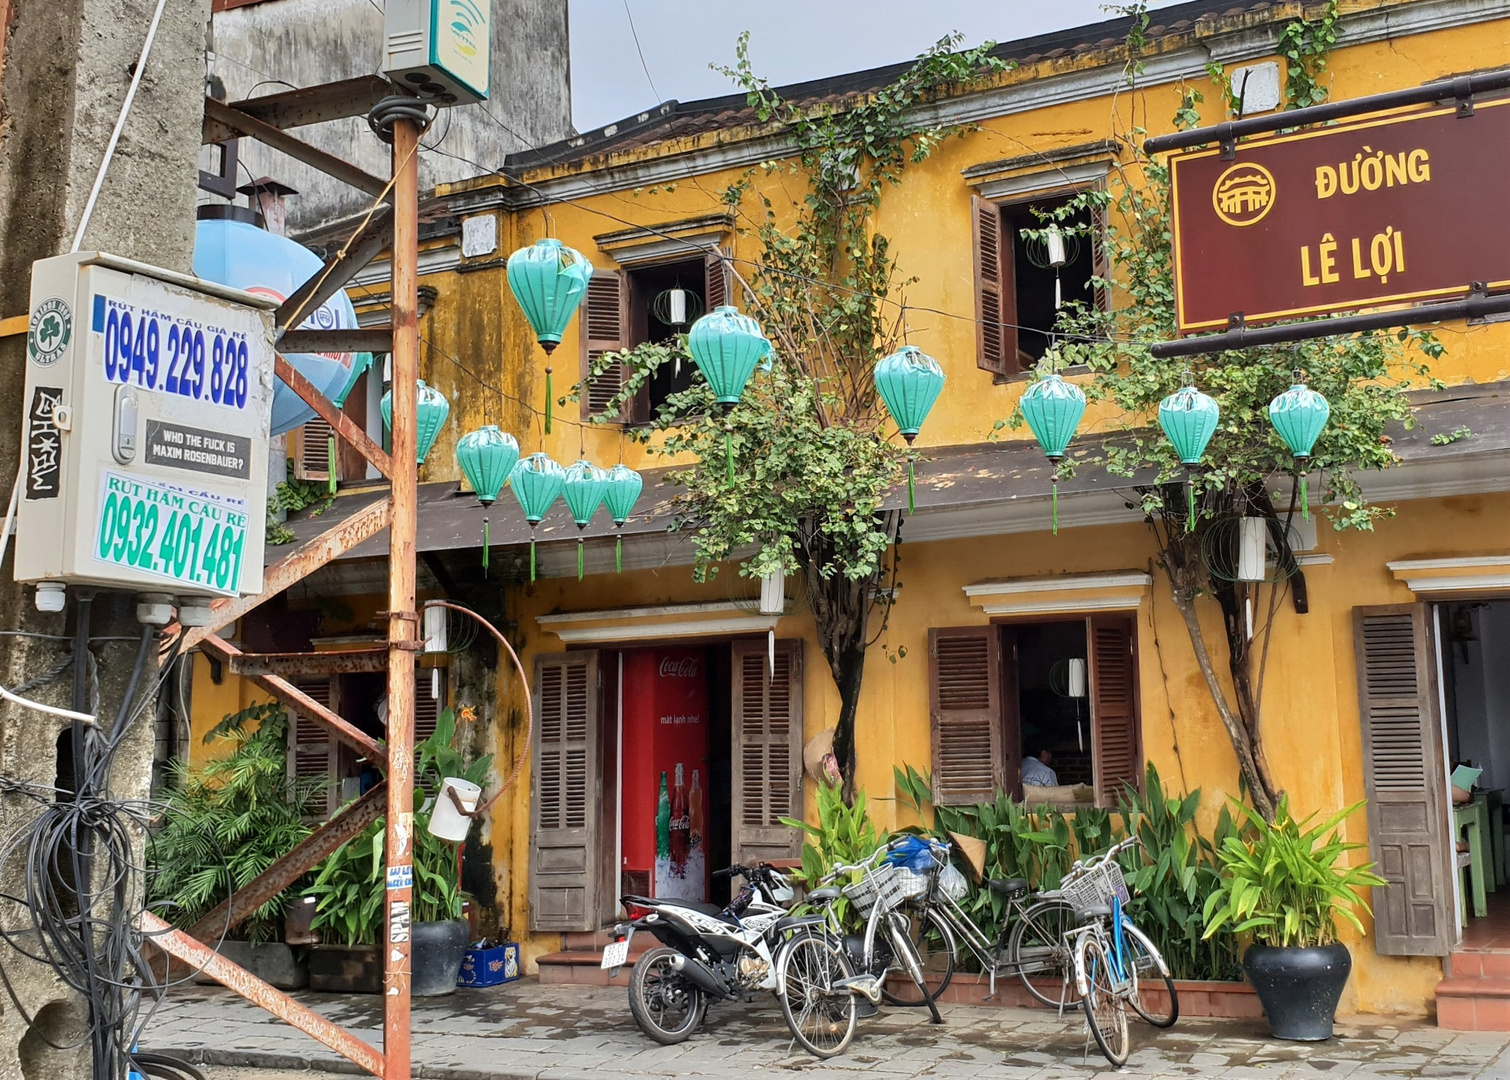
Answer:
566 1 1176 131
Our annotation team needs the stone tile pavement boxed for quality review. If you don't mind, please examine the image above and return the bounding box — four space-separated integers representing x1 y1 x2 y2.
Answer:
144 980 1510 1080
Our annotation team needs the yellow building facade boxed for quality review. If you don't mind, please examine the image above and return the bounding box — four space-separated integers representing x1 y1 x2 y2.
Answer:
193 0 1510 1019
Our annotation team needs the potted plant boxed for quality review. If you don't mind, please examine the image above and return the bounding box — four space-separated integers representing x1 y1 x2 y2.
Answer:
305 706 491 995
149 704 324 990
1202 797 1385 1040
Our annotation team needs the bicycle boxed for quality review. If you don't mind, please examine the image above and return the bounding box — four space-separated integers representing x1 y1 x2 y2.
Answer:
879 837 1083 1011
803 838 946 1025
1061 836 1179 1067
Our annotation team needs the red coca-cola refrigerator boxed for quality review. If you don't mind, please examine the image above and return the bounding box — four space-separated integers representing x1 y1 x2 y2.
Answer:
621 648 709 902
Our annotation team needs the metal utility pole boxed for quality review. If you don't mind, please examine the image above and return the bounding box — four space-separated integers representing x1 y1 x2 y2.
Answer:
383 115 421 1080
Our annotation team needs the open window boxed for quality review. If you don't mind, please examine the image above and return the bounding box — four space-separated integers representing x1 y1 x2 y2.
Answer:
581 251 729 423
928 615 1139 808
972 191 1105 377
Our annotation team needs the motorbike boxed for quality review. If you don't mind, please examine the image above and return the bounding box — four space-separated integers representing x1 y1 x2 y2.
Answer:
608 863 878 1056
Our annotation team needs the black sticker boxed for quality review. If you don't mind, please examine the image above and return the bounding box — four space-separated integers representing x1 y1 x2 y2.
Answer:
144 420 251 479
25 387 64 500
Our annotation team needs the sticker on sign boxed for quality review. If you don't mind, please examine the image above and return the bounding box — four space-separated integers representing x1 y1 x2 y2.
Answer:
93 471 249 595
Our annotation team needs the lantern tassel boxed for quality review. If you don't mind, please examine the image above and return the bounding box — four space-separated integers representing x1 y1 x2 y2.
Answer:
577 538 585 581
1051 473 1059 535
907 461 916 515
326 436 337 495
482 517 490 575
530 535 537 582
544 368 554 435
726 431 734 485
1299 470 1311 520
616 534 623 574
1187 475 1196 532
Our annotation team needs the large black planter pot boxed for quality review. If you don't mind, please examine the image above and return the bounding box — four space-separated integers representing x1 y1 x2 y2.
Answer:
412 920 470 997
1243 943 1352 1041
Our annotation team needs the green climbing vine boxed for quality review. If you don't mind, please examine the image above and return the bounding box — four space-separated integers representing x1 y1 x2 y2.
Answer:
1278 0 1339 109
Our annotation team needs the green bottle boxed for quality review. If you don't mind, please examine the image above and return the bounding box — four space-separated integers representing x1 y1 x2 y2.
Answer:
655 771 671 861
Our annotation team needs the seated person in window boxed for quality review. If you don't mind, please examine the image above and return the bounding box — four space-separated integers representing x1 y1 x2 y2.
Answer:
1022 747 1058 789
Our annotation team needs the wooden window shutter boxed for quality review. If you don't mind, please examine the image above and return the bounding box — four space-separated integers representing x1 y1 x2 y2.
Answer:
731 639 803 864
972 195 1015 376
1353 605 1454 956
1089 198 1112 321
1089 616 1140 806
529 651 600 932
580 268 629 421
293 416 336 483
705 248 731 311
288 677 337 820
929 626 1003 805
414 675 443 749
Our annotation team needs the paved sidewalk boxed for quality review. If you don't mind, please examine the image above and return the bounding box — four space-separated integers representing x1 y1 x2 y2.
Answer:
145 980 1510 1080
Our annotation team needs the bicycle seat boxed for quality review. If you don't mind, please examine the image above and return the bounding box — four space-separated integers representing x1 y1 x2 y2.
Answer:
988 877 1028 899
807 886 841 903
1078 903 1113 920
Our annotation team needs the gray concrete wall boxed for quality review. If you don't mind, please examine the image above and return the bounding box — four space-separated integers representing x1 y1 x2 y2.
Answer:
207 0 572 236
0 0 212 1073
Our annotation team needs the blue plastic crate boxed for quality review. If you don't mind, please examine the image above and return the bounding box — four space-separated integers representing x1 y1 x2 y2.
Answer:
458 942 520 988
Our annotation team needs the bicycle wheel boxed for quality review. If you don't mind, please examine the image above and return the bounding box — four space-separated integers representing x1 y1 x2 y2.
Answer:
1007 898 1080 1009
627 947 706 1045
778 934 858 1059
881 903 957 1006
885 911 943 1024
1081 936 1130 1067
1122 920 1179 1028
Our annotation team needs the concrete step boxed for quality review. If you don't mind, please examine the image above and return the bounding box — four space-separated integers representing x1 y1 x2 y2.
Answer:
536 938 652 987
1451 949 1510 978
1435 974 1510 1030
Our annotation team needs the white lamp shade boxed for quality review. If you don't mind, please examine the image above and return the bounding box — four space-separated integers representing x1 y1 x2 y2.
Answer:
1066 657 1087 699
669 287 687 325
760 566 785 615
1238 517 1267 582
1046 225 1068 268
423 604 448 654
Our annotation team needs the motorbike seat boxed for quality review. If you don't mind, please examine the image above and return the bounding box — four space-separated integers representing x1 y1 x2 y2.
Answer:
988 878 1029 899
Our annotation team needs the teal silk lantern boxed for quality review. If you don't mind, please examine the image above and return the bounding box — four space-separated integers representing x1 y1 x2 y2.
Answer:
875 345 946 514
1269 380 1331 520
380 380 450 465
1018 373 1087 534
687 306 771 407
562 460 609 580
455 426 520 573
506 238 593 434
509 453 566 581
601 464 643 573
1158 380 1220 530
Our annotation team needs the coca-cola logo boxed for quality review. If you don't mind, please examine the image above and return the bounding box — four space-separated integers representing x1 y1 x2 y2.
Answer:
659 656 700 678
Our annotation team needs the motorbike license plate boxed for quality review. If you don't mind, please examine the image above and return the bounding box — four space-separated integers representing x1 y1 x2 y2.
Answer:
601 933 632 970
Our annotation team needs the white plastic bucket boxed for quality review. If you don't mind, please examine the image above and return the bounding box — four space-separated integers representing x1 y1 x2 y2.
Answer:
427 778 482 842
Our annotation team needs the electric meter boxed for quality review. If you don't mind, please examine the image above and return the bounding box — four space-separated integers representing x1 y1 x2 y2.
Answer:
15 252 276 600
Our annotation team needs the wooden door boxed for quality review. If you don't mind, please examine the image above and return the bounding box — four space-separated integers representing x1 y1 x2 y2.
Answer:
1354 605 1454 956
731 639 802 864
530 652 600 932
1089 615 1140 806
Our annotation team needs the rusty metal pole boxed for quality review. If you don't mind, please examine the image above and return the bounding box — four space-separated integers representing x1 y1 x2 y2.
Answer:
383 115 421 1080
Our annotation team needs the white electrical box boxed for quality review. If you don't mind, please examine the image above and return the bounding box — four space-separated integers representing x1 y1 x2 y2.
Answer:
16 252 276 600
383 0 490 105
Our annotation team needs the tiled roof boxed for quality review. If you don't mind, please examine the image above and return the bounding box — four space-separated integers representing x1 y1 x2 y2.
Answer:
504 0 1286 170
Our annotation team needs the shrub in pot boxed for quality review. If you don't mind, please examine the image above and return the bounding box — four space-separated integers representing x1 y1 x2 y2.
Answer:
149 704 324 990
1202 797 1385 1040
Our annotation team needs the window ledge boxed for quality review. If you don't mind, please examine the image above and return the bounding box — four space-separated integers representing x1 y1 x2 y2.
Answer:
993 363 1089 386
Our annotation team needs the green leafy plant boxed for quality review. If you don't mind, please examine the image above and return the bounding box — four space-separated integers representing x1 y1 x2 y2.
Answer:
149 704 325 944
307 707 493 944
267 461 335 545
1277 0 1339 110
1203 796 1384 948
781 780 884 929
1116 765 1242 980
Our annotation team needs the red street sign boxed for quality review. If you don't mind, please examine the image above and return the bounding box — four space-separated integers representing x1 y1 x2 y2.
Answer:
1169 97 1510 334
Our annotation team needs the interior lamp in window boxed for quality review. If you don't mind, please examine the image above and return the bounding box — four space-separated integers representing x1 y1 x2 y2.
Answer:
509 453 567 581
1158 376 1220 531
562 460 609 580
455 425 520 572
1268 375 1330 521
380 379 451 464
1017 371 1087 534
601 464 643 573
1024 222 1079 310
506 238 593 434
874 345 946 514
1050 657 1089 750
652 285 703 328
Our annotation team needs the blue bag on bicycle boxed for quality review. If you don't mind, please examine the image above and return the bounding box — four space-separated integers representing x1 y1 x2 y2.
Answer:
884 835 939 873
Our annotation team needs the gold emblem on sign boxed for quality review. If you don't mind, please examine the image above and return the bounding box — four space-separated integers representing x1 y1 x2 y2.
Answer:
1212 162 1276 227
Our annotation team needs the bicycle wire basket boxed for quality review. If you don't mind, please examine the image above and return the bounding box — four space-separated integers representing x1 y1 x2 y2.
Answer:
1059 859 1131 919
842 861 931 914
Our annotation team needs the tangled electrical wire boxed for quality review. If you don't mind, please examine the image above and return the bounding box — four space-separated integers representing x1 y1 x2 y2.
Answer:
0 626 205 1080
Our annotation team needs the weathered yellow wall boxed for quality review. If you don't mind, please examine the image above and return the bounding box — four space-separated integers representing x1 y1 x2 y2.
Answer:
186 0 1510 1016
